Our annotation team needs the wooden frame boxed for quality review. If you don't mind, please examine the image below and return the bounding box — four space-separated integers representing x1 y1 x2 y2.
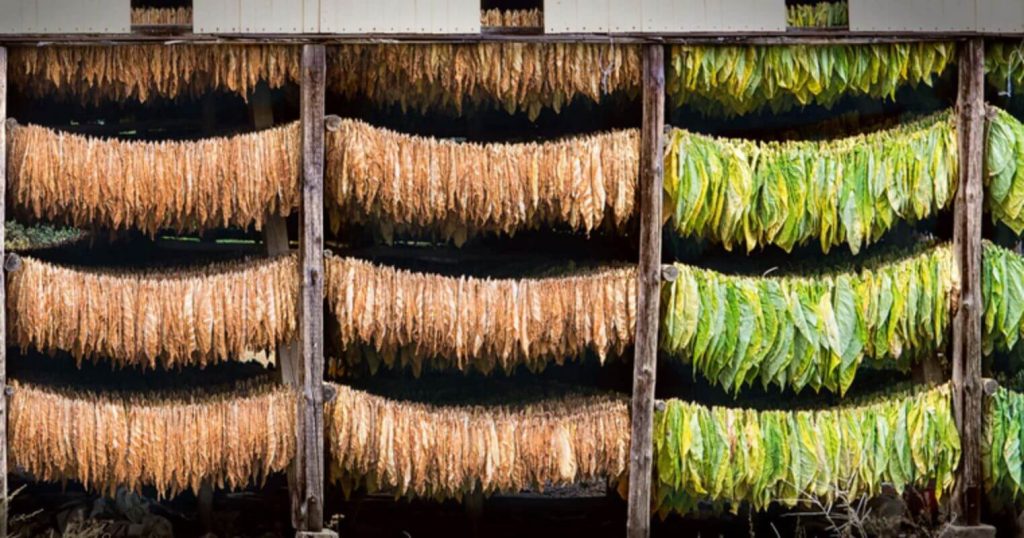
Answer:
294 43 329 536
0 28 1011 538
626 43 664 538
0 32 1019 45
952 37 986 528
0 45 8 538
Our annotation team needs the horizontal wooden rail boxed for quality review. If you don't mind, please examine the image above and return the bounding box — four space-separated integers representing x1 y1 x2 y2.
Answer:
0 32 1014 45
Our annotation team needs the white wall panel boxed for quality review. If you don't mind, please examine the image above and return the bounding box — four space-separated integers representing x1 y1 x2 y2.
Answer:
850 0 973 32
0 0 130 33
194 0 317 33
320 0 478 34
977 0 1024 33
544 0 784 34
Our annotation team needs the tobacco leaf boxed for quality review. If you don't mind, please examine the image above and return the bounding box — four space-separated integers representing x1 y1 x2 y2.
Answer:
8 380 296 498
324 383 630 500
661 243 956 394
7 121 301 235
8 45 299 104
327 43 641 120
653 384 959 516
325 119 639 244
663 110 958 254
325 255 636 377
8 254 298 369
667 43 955 117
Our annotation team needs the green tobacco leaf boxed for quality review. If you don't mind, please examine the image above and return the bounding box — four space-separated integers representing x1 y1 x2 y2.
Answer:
668 43 954 117
985 107 1024 235
981 241 1024 356
664 110 958 254
653 384 959 515
660 243 954 394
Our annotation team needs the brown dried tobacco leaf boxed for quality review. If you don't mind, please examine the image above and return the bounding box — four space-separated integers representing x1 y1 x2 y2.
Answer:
8 380 297 498
480 9 542 28
8 44 299 104
325 119 639 244
131 7 192 26
8 254 299 369
327 43 641 120
325 383 630 500
7 121 301 235
324 255 637 377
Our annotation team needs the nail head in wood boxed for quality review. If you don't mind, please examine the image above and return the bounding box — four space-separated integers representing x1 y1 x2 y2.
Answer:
661 265 679 282
324 115 342 132
4 253 22 273
982 378 1000 396
322 383 338 403
654 400 666 412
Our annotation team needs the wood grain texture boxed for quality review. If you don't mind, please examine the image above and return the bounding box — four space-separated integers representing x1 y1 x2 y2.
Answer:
626 43 664 538
298 43 326 533
0 45 8 538
951 37 984 527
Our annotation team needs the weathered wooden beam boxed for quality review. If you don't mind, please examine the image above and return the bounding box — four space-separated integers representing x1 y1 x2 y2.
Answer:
296 43 328 534
626 43 664 538
0 45 8 538
0 32 993 45
951 37 985 528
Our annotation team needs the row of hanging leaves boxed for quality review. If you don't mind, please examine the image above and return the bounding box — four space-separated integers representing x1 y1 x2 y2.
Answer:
6 120 301 236
661 242 956 395
982 241 1024 357
786 1 848 29
8 45 299 104
986 106 1024 234
325 383 630 501
8 379 296 498
7 254 298 370
986 41 1024 98
324 254 636 377
653 383 959 516
327 44 641 121
16 41 1024 118
324 118 638 246
667 42 955 117
663 110 958 254
984 386 1024 508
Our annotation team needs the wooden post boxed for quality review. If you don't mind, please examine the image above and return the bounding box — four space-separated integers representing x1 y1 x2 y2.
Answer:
626 43 664 538
0 46 8 538
951 37 985 528
293 43 328 535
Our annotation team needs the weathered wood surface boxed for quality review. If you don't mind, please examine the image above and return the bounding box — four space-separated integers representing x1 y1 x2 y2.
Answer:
626 43 664 538
951 37 985 528
296 43 327 533
0 45 8 538
0 31 994 44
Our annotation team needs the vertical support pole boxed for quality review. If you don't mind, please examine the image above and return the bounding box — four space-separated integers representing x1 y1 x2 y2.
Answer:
295 43 327 535
626 43 664 538
952 37 985 528
0 45 8 538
